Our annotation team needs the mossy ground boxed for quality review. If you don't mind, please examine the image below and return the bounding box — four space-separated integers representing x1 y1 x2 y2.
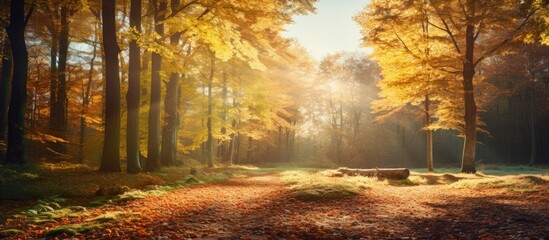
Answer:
280 167 549 200
0 160 244 219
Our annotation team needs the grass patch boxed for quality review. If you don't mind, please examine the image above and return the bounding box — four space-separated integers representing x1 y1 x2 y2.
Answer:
281 170 377 200
0 161 239 202
400 170 548 193
44 210 139 236
479 165 549 175
450 174 548 192
113 189 167 203
12 196 90 223
386 178 418 186
406 172 464 185
0 161 246 223
88 211 140 223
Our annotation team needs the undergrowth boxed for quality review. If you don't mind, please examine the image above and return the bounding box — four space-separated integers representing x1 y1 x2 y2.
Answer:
281 170 377 200
0 160 242 221
281 168 549 200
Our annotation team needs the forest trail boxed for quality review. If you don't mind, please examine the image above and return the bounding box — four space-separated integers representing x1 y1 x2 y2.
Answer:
3 172 549 239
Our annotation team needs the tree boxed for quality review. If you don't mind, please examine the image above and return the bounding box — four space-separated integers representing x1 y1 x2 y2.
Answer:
160 0 183 167
206 54 215 168
355 1 457 172
0 38 11 161
430 0 541 173
356 0 544 173
99 0 121 172
39 0 78 131
5 0 34 164
126 0 142 174
145 0 167 172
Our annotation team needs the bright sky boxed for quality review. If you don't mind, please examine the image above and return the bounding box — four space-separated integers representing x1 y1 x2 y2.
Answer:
283 0 371 61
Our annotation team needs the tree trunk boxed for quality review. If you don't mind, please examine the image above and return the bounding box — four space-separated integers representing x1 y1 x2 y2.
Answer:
277 126 282 160
5 0 31 164
99 0 121 172
247 136 253 163
200 80 206 163
235 134 241 164
47 5 70 155
126 0 142 173
529 87 536 166
49 20 58 131
460 2 477 173
226 92 237 165
505 83 512 165
227 133 235 165
0 38 12 156
220 72 228 162
337 105 343 163
425 95 434 172
206 56 215 168
160 71 180 166
145 0 166 172
337 167 410 180
79 41 96 163
160 0 182 167
289 120 296 161
55 5 70 132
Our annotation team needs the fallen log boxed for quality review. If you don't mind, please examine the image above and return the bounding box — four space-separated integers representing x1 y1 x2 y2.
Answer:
337 167 410 180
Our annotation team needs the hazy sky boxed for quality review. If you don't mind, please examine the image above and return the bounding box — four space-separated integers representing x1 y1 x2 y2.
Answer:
282 0 370 60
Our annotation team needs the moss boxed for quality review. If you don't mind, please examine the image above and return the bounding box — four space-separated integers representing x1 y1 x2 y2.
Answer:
88 211 124 222
29 218 57 224
281 170 371 200
113 189 166 203
0 229 24 237
450 174 548 192
387 178 418 186
87 211 140 223
184 175 202 184
88 198 110 207
408 173 463 185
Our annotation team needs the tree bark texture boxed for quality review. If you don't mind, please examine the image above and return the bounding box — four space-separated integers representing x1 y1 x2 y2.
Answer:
425 95 434 172
206 56 214 168
99 0 122 172
529 87 536 166
160 0 182 167
126 0 142 173
145 0 166 172
219 72 228 162
54 5 70 132
0 39 12 146
49 13 59 131
160 71 180 166
79 39 97 163
0 38 12 163
5 0 31 164
460 3 478 173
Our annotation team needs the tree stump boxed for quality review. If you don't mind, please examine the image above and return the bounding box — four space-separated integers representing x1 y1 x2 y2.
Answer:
337 167 410 180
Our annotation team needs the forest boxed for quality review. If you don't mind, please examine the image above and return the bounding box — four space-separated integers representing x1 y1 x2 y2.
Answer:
0 0 548 239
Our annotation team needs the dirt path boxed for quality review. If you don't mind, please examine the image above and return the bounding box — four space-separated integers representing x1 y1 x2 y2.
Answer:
3 173 549 239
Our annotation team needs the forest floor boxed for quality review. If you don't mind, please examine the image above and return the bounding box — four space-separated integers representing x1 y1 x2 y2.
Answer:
1 166 548 239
